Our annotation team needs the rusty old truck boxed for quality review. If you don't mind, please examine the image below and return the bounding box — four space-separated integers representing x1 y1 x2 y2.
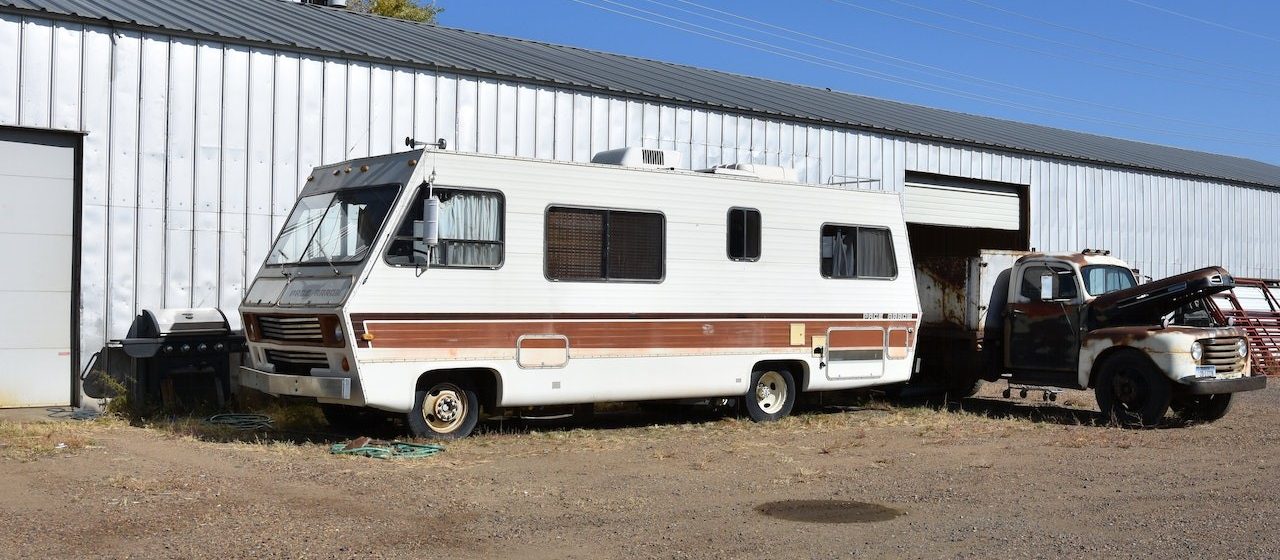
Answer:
912 249 1266 426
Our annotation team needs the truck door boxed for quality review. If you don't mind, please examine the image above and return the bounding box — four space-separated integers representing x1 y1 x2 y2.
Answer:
1005 263 1082 378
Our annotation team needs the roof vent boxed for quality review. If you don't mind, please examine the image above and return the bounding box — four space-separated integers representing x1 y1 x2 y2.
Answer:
591 147 682 169
698 163 798 182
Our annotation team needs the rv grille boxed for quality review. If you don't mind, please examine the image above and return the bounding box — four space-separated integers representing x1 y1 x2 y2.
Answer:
257 315 323 344
1200 337 1248 375
264 349 329 375
642 149 664 166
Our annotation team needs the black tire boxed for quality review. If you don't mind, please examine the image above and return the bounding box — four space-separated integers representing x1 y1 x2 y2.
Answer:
319 403 388 432
743 369 796 422
1172 393 1234 423
946 375 984 400
1094 352 1171 427
407 378 480 440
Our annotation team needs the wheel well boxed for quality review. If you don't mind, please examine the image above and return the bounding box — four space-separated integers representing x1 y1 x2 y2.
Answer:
753 360 809 391
417 368 501 411
1087 346 1157 388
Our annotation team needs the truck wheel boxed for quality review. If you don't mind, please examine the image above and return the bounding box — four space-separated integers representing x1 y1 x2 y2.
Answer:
1172 393 1234 423
946 375 984 400
407 378 480 440
744 369 796 422
1094 353 1171 427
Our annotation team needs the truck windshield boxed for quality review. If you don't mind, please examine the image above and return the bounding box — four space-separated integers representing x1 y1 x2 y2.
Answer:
1082 265 1137 295
266 185 399 267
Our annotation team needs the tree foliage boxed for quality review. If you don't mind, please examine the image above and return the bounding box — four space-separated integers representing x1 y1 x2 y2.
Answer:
347 0 442 23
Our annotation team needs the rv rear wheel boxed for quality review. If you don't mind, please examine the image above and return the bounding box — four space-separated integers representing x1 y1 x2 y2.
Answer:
408 379 480 440
1094 353 1171 428
744 369 796 422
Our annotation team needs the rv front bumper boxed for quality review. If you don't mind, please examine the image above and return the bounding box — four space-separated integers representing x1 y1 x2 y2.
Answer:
1180 374 1267 395
238 366 354 400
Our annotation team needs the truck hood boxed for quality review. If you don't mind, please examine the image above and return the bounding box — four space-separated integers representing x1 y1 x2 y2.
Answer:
1087 266 1234 328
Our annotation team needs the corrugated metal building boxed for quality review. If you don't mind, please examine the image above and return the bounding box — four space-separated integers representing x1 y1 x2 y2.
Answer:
0 0 1277 407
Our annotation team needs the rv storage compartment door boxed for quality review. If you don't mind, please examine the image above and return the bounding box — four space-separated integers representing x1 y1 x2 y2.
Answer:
516 335 570 368
824 327 887 379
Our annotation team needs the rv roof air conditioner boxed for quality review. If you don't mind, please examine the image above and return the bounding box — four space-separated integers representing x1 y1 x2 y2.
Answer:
591 147 682 169
699 163 798 182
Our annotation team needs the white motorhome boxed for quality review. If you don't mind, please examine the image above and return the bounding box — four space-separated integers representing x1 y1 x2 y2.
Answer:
239 146 921 438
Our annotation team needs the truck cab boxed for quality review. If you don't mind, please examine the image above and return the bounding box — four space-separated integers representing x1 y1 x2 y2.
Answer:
915 250 1265 426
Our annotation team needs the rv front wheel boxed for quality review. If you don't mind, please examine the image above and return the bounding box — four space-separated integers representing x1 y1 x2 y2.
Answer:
408 379 480 440
744 369 796 422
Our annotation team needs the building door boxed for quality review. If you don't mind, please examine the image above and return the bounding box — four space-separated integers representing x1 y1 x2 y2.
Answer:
0 128 77 408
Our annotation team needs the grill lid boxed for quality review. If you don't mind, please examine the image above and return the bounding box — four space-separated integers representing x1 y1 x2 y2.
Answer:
132 308 231 338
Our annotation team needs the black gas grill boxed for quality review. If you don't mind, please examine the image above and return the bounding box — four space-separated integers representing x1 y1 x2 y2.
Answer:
115 308 247 409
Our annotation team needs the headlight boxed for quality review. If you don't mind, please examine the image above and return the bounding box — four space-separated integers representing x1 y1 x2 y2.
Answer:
1190 341 1203 362
1237 339 1249 358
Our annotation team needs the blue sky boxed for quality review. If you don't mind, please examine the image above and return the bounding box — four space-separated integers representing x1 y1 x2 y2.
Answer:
436 0 1280 166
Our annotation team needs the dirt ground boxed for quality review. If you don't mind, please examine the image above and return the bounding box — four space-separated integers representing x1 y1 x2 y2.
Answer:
2 383 1279 560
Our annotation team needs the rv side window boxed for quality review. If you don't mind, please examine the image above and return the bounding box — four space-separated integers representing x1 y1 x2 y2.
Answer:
819 224 897 279
727 208 761 261
385 187 504 268
545 206 664 282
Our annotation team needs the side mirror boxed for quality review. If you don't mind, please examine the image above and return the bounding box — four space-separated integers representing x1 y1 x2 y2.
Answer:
412 196 440 265
1039 273 1055 301
413 196 440 245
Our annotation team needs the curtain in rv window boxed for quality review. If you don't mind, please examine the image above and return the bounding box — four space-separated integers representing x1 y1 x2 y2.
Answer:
385 187 504 268
820 225 897 279
545 206 664 281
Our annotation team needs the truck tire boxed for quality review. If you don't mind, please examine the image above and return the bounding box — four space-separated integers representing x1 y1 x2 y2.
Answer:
947 376 984 400
744 369 796 422
407 378 480 440
1094 353 1171 428
1172 393 1233 424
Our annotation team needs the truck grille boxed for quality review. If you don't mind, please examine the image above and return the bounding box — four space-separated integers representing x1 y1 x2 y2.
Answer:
1201 337 1248 375
257 316 323 344
264 349 329 375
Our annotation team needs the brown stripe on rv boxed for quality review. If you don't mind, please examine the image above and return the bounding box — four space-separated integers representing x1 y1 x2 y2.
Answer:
352 315 916 350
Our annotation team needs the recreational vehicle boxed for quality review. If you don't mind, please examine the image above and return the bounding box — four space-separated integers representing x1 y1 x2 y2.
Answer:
238 145 921 438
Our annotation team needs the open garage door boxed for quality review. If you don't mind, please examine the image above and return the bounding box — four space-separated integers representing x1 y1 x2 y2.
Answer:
904 176 1021 231
904 173 1028 259
0 128 78 408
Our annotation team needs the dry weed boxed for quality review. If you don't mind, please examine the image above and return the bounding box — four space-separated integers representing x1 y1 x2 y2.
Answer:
0 416 122 461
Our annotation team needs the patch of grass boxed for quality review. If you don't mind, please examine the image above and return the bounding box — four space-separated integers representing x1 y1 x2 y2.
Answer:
0 416 122 461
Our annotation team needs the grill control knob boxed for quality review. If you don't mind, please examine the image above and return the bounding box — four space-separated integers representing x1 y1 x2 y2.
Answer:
180 344 191 352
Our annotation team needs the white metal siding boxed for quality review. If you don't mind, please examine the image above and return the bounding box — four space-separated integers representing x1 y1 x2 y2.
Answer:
1 16 1278 379
903 180 1021 230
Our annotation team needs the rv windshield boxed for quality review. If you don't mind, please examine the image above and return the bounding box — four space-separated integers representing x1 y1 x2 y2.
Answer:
266 185 399 267
1082 265 1137 296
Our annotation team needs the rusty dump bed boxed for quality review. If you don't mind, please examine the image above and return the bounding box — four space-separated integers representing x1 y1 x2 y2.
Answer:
1207 279 1280 376
1088 266 1235 328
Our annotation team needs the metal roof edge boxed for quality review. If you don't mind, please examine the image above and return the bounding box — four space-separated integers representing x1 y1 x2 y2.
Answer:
0 2 1275 191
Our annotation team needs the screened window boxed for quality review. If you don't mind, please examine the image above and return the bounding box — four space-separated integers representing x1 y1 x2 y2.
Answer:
385 187 504 268
545 206 664 281
727 208 761 261
820 225 897 279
